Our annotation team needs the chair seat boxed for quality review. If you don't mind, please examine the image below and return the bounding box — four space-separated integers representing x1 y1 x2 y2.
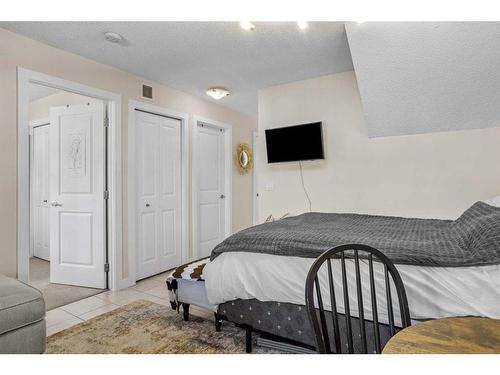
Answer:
0 275 45 335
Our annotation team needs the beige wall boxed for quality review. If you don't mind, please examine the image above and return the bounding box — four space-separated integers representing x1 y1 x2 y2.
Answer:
257 72 500 222
0 28 256 278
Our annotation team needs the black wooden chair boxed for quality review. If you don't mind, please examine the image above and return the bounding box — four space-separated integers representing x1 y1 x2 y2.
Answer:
305 244 411 354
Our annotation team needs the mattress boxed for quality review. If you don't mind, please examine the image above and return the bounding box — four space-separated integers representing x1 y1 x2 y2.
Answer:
204 252 500 325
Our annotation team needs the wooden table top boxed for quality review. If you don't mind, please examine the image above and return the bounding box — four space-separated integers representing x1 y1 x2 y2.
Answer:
383 317 500 354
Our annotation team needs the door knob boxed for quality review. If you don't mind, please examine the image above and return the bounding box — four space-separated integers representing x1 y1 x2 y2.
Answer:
43 199 48 203
220 194 226 199
146 203 151 207
50 201 63 207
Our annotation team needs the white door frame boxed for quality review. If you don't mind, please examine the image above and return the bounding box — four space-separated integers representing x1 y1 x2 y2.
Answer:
127 100 189 284
192 116 232 261
29 118 50 258
17 68 124 290
252 131 259 225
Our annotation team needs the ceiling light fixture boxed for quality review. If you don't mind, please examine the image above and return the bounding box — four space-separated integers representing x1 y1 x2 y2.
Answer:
297 21 308 30
206 87 230 100
240 21 255 31
104 31 124 43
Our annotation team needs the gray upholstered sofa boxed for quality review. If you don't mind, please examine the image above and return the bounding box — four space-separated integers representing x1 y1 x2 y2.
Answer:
0 275 46 354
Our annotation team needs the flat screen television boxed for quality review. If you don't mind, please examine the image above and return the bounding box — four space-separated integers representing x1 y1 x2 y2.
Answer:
265 122 324 163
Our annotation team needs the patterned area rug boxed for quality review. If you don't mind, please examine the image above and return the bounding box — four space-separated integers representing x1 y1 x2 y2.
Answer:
46 300 278 354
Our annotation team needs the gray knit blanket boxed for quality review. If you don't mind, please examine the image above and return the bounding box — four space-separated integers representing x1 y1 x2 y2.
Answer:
211 202 500 267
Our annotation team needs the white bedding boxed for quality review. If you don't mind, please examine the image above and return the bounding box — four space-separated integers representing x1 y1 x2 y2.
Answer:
204 252 500 324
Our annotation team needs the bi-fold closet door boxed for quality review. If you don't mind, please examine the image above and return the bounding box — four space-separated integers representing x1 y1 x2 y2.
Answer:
135 110 182 280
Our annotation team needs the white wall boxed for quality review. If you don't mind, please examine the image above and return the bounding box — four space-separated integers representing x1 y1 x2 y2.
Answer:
257 72 500 221
345 22 500 137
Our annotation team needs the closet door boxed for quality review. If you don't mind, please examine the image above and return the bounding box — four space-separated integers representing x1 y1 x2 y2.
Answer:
196 124 226 258
136 110 182 280
32 125 50 261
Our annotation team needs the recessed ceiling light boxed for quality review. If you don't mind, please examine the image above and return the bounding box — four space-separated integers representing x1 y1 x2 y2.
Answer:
206 87 230 100
240 21 255 31
104 31 124 43
356 21 366 25
297 21 308 30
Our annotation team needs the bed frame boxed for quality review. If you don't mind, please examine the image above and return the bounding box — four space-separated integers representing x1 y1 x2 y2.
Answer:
215 299 315 353
169 265 398 353
181 297 396 353
219 299 398 353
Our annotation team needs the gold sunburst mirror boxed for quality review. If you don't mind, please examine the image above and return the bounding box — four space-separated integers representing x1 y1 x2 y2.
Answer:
235 143 253 175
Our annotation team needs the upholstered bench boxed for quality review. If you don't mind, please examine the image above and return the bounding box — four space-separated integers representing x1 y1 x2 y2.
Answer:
0 275 46 353
166 258 217 323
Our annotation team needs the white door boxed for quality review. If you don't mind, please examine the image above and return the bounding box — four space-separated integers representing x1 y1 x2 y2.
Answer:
196 124 226 258
49 103 106 289
136 110 182 280
32 125 50 261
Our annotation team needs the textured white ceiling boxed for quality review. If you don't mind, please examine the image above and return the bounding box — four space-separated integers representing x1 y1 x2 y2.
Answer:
2 22 353 116
346 22 500 137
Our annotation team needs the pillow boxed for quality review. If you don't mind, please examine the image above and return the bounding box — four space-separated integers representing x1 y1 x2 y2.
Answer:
453 201 500 255
482 195 500 207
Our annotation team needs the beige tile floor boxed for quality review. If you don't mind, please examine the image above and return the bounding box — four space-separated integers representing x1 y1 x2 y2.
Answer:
45 271 213 336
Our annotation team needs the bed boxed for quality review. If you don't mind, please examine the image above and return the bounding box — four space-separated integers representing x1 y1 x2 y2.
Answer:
168 201 500 352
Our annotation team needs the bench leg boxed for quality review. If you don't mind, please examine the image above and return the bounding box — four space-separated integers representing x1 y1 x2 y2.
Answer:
245 326 252 353
182 303 190 321
214 313 222 332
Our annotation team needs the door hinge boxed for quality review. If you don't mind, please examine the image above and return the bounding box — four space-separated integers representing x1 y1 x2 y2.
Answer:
104 263 110 273
104 190 109 200
104 117 110 128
